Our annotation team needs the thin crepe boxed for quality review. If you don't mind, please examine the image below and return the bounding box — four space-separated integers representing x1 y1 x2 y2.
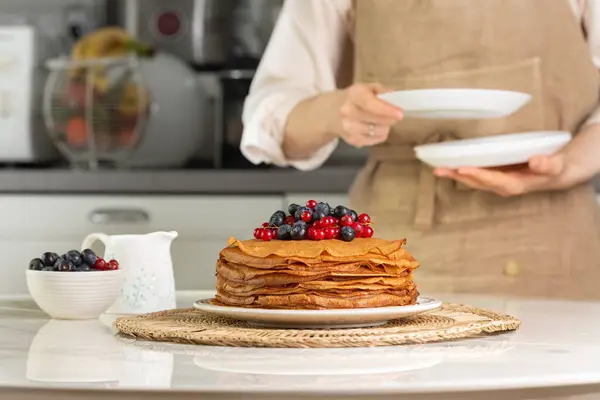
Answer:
213 287 419 309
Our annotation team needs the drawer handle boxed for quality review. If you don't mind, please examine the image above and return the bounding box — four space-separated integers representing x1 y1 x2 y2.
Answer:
89 208 150 224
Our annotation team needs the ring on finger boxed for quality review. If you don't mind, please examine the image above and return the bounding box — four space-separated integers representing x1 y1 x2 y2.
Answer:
368 123 375 137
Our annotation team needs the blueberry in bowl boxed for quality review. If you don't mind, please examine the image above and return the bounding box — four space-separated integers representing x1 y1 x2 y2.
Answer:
26 248 124 320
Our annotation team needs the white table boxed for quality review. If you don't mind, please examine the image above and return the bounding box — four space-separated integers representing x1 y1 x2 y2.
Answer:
1 291 600 400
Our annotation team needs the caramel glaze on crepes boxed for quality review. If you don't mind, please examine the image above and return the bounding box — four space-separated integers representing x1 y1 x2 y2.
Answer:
213 237 421 310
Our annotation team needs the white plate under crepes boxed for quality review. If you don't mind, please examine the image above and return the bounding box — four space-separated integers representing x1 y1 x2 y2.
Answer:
414 131 572 169
193 297 442 329
378 88 531 119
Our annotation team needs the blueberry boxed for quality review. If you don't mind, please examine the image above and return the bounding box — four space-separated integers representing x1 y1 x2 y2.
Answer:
277 224 292 240
313 210 327 221
294 206 312 221
53 257 64 271
334 205 350 218
81 248 97 266
290 222 307 240
288 203 301 216
64 250 83 266
314 202 330 216
295 220 308 228
56 260 75 272
41 266 54 271
269 210 286 227
340 226 356 242
29 258 44 271
76 264 91 272
349 209 358 222
41 252 59 267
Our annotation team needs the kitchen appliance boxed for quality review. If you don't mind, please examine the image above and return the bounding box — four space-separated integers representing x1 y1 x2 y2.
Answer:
0 0 106 163
0 26 57 163
110 0 236 68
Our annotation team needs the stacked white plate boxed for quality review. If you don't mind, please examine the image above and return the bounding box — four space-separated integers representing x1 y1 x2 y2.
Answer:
414 131 572 169
377 88 570 168
378 88 531 119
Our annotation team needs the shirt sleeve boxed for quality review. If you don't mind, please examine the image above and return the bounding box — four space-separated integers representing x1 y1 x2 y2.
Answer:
240 0 351 171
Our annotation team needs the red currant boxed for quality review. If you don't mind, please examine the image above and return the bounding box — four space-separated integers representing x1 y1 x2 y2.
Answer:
358 213 371 224
320 217 330 228
261 229 274 241
340 215 354 227
307 227 316 240
324 227 336 239
306 199 317 209
352 222 363 237
333 227 341 239
262 222 270 227
94 258 107 270
313 220 322 229
301 210 312 222
362 226 374 238
107 259 119 270
285 216 295 225
253 228 263 239
314 229 325 241
332 217 340 226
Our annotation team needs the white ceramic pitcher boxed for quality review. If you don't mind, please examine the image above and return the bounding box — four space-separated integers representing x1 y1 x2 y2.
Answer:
81 231 178 315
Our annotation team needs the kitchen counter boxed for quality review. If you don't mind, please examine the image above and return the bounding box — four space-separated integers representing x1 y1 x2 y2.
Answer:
2 291 600 400
0 167 598 195
0 167 360 194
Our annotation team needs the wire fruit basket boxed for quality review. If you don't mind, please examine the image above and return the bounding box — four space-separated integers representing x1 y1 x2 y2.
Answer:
43 56 150 169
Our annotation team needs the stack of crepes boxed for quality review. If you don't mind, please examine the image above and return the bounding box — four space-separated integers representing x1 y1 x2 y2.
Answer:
213 237 420 310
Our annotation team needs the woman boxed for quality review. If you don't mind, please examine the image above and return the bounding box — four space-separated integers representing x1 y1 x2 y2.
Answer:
241 0 600 300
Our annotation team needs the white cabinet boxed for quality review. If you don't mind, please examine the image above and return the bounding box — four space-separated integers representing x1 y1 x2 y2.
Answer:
0 195 283 295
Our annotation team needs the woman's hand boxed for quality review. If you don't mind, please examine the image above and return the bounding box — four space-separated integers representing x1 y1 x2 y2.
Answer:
433 153 571 197
337 83 404 148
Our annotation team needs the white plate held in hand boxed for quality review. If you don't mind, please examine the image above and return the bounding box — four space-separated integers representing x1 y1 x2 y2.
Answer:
378 89 531 119
193 297 442 329
414 131 572 169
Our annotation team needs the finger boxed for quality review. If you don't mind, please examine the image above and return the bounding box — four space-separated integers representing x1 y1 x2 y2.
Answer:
433 168 454 178
341 122 389 148
350 86 404 120
341 120 389 138
367 83 394 95
434 169 492 191
339 102 399 126
529 154 564 176
343 133 388 148
457 167 527 196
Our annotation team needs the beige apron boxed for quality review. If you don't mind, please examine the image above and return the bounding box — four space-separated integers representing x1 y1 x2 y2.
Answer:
349 0 600 300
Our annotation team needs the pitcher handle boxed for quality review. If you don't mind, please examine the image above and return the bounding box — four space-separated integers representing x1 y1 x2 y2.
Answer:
81 232 110 251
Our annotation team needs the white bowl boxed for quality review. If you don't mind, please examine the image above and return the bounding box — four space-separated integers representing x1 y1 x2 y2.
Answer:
26 269 125 320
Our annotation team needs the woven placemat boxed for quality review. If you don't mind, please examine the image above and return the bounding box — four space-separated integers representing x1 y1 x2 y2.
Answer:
114 303 521 348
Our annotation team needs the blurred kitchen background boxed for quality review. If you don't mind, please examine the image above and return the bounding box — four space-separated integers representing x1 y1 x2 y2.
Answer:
0 0 598 296
0 0 367 296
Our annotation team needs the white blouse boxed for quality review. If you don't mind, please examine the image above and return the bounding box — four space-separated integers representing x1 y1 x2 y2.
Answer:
241 0 600 171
